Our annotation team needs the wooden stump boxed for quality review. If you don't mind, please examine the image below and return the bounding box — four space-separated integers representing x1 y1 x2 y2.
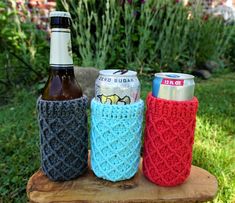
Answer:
27 159 218 203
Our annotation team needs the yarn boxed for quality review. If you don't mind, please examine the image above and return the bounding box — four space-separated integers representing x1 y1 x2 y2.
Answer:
37 96 88 181
143 93 198 186
90 99 144 182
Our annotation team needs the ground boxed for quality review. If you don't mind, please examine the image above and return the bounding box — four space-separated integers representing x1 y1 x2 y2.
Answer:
0 72 234 202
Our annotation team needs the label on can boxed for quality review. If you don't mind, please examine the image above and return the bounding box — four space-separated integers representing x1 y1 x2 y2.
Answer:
95 70 140 105
161 79 184 86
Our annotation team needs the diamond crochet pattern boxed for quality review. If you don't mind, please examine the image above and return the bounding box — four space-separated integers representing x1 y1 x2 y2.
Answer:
143 93 198 186
37 96 88 181
90 99 144 182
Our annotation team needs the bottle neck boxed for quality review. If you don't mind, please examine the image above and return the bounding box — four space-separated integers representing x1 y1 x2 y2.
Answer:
49 66 75 76
49 27 73 67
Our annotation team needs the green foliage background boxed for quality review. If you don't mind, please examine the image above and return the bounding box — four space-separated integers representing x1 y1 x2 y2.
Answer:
0 1 49 102
57 0 235 72
0 0 235 98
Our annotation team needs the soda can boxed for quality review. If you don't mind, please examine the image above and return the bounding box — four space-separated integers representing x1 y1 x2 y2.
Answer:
152 72 195 101
95 69 140 105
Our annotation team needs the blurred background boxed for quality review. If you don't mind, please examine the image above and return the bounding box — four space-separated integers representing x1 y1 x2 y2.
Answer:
0 0 235 104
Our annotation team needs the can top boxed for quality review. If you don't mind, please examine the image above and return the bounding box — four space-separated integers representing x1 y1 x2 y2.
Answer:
154 72 194 80
99 69 137 77
49 11 71 18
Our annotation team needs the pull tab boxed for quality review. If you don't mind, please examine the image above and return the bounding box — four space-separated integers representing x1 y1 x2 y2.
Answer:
113 69 128 75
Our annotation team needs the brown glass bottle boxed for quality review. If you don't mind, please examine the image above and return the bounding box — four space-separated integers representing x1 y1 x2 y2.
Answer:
42 11 82 100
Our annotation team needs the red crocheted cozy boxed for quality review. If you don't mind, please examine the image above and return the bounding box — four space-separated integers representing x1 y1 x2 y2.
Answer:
143 93 198 186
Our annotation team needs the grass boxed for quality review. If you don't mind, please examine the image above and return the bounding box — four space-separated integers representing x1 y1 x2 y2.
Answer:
0 72 235 202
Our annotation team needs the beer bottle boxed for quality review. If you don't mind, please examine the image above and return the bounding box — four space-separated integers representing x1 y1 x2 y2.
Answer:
42 11 82 100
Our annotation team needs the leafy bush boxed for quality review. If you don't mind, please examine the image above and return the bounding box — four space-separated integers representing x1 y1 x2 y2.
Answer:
0 1 49 98
225 25 235 70
0 0 234 100
58 0 235 73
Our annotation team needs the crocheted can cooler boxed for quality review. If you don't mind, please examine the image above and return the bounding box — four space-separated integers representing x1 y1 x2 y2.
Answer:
37 96 88 181
90 99 144 182
143 93 198 186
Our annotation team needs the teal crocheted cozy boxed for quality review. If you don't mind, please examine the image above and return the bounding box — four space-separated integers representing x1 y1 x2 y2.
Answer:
90 99 144 182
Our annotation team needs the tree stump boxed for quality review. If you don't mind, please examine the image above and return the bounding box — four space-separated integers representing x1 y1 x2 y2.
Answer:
27 159 218 203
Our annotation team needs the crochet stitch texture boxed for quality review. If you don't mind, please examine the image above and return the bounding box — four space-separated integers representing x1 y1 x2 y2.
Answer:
143 93 198 186
37 96 88 181
91 99 144 182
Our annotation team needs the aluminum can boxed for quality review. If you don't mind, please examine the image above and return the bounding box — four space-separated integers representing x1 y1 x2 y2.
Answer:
152 72 195 101
95 69 140 105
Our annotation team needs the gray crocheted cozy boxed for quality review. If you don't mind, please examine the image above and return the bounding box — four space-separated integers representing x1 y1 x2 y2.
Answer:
37 96 88 181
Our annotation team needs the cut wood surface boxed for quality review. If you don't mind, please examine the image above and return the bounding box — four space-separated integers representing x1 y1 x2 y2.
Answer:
27 159 218 203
